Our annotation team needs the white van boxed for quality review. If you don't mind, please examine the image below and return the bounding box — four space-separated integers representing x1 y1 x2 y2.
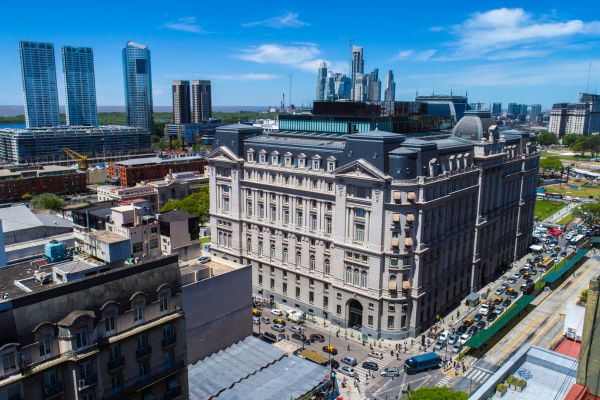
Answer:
342 355 358 366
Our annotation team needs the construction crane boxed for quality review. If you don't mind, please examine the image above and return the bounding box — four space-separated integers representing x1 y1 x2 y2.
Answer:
63 148 89 170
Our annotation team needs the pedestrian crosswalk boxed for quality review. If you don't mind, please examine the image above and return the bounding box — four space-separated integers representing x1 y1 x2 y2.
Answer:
352 352 400 385
435 376 452 387
464 367 492 384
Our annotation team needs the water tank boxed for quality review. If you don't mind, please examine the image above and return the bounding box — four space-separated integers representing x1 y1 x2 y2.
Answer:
44 240 66 263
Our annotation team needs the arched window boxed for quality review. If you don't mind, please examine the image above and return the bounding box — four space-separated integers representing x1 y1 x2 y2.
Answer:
361 271 367 288
246 238 252 253
353 269 359 286
310 255 316 271
296 251 302 266
346 267 352 283
324 258 330 275
283 247 288 263
270 244 276 259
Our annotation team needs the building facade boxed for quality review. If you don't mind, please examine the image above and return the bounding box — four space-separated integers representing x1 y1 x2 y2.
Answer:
207 120 539 339
191 80 212 123
492 102 502 116
0 165 87 202
549 93 600 137
123 42 153 132
19 41 60 128
107 155 206 187
351 45 364 102
529 104 542 125
62 46 98 126
172 80 191 124
0 255 187 400
316 62 328 101
0 125 151 164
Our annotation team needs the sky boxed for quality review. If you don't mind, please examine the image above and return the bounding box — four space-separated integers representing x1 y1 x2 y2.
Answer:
1 0 599 109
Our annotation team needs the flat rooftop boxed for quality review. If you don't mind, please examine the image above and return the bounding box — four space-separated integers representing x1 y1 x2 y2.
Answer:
89 230 128 244
114 155 204 167
179 255 242 280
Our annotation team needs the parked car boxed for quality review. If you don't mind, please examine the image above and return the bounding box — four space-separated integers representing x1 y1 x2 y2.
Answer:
479 304 491 316
338 366 357 377
458 333 471 345
252 316 260 325
261 332 277 343
508 277 517 284
487 312 498 322
309 334 325 343
456 325 468 334
292 332 305 341
438 330 450 342
447 334 459 345
529 268 538 275
502 298 512 307
452 344 463 354
466 326 478 336
271 323 285 332
520 283 528 292
473 313 483 322
380 367 401 377
261 316 271 324
514 273 522 279
434 341 446 350
290 325 304 334
475 320 486 330
271 309 284 316
197 256 211 264
362 361 379 371
495 287 505 296
494 305 505 314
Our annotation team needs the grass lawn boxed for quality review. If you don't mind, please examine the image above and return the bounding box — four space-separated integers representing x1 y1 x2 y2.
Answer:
545 183 600 199
199 236 211 245
541 151 594 161
558 213 574 226
535 199 567 221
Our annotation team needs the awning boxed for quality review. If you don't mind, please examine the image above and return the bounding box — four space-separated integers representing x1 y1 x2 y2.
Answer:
406 213 414 223
404 238 413 247
392 213 400 223
391 238 399 247
393 192 402 201
407 192 416 201
388 280 397 291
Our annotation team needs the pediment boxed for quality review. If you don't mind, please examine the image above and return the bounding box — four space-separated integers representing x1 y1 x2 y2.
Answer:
207 146 243 163
333 159 388 181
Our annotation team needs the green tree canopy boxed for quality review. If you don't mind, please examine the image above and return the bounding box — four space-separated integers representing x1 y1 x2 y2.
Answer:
540 156 562 172
160 186 209 224
31 193 65 211
151 134 161 143
171 139 183 150
573 201 600 222
408 387 468 400
562 133 581 147
536 131 559 146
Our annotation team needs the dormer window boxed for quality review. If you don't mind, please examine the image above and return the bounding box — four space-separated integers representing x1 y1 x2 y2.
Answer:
284 153 293 167
259 150 267 164
1 351 16 374
271 151 279 165
298 153 306 168
327 156 337 172
247 151 254 162
312 159 320 170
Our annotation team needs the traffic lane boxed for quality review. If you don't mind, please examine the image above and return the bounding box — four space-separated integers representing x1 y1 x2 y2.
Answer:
371 368 446 399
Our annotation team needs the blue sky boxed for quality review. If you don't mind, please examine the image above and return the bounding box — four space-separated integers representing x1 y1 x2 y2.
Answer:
1 0 599 108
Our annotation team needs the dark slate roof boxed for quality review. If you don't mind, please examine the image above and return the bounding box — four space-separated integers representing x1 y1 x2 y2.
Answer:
160 210 196 222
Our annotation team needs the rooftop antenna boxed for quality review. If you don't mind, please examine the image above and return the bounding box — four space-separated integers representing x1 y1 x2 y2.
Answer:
289 74 293 108
586 61 592 93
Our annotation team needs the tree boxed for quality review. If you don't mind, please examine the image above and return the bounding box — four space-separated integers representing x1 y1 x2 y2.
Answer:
580 288 588 304
151 135 161 144
157 141 168 151
160 186 210 224
21 193 32 201
536 131 559 146
540 156 562 174
573 202 600 222
407 387 468 400
31 193 65 211
588 135 600 157
562 133 580 147
171 139 183 150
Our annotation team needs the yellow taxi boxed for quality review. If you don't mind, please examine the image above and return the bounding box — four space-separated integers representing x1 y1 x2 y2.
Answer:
252 308 262 317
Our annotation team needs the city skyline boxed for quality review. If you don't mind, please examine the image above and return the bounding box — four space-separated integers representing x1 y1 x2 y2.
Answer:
0 1 599 108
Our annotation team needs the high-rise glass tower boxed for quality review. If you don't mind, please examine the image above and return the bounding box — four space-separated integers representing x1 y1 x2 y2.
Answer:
492 102 502 116
351 45 364 101
191 80 212 122
172 80 191 124
367 69 381 103
19 41 60 128
62 46 97 126
122 42 153 132
316 62 328 101
384 70 396 103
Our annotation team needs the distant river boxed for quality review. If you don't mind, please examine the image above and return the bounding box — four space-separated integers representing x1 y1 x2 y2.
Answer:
0 123 25 129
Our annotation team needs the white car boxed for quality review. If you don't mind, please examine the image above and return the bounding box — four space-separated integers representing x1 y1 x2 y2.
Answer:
261 316 271 324
290 325 303 334
479 304 490 316
252 316 260 325
196 256 211 264
458 333 471 345
380 367 401 377
438 330 450 342
271 309 283 316
271 324 285 332
338 366 357 377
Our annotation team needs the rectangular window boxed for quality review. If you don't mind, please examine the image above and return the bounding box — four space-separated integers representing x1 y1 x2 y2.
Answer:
111 373 123 390
149 238 159 249
296 211 303 227
109 344 120 361
105 314 116 332
336 305 342 315
283 282 287 294
2 352 16 373
354 223 365 242
39 336 52 357
137 334 148 350
223 197 230 212
133 303 144 322
139 360 150 380
258 274 263 285
368 315 374 326
270 279 275 289
75 330 88 348
309 291 314 303
325 217 332 234
310 214 317 230
323 296 328 308
387 316 395 329
295 287 300 298
160 296 169 312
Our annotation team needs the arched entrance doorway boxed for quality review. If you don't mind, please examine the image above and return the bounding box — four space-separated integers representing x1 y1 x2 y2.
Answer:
347 299 363 329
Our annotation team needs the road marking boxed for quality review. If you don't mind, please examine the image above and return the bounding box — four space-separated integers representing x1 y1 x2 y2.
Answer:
504 314 543 353
531 312 562 345
435 376 452 387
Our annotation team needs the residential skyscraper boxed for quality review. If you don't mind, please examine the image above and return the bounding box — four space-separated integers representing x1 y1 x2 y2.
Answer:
353 73 366 102
192 80 212 122
529 104 542 124
351 45 364 100
384 70 396 103
316 61 328 101
18 41 60 128
61 46 97 126
507 103 519 117
333 73 351 100
492 102 502 116
172 80 191 124
122 41 153 132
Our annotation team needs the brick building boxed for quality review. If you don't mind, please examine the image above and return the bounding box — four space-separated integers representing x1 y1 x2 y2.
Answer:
108 155 206 187
0 165 87 202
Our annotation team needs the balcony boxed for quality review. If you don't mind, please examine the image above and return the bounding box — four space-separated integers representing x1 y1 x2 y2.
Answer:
136 345 152 359
164 385 182 400
107 356 125 372
77 374 97 391
161 335 176 349
42 383 64 399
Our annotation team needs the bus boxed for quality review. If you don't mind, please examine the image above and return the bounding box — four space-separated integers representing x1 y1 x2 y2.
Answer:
570 234 585 246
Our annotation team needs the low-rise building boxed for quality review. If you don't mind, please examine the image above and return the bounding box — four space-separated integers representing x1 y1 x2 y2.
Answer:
106 204 161 260
158 210 201 262
0 165 87 201
0 254 188 400
108 155 206 187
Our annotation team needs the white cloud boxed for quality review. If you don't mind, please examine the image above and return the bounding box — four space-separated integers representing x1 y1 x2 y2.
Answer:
161 17 211 33
242 12 309 28
234 43 347 73
394 49 437 61
210 73 280 81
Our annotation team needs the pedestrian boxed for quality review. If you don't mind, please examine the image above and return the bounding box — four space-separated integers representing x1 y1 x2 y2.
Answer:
347 344 350 351
391 350 394 357
396 353 399 360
